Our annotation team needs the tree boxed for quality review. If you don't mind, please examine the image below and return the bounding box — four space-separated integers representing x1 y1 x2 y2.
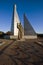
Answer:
6 31 12 35
0 31 4 35
0 31 4 38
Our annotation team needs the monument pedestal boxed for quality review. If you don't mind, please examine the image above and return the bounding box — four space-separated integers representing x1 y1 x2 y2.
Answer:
10 35 18 39
23 35 37 39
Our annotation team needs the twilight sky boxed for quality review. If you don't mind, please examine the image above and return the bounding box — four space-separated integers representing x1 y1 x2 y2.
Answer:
0 0 43 33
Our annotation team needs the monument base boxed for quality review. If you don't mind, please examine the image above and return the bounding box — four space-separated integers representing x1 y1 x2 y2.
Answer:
10 35 18 39
23 35 37 39
4 35 37 40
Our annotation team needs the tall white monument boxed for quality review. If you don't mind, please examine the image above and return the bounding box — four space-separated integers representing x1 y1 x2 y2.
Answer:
11 4 20 37
11 5 37 39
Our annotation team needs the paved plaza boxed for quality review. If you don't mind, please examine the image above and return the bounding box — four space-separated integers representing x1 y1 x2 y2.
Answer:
0 39 43 65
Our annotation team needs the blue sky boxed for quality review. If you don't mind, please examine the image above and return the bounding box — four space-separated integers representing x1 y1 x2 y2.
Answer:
0 0 43 33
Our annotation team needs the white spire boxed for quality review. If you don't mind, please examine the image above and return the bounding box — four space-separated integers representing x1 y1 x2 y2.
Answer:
11 4 20 36
14 4 16 11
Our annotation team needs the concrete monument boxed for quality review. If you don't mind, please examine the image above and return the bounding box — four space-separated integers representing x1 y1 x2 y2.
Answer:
11 5 37 39
24 14 37 39
11 4 20 38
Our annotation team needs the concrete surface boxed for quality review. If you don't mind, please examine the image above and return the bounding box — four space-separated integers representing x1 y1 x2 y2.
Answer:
0 39 43 65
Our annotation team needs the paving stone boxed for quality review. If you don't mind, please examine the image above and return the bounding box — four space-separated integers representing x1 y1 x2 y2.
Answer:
0 39 43 65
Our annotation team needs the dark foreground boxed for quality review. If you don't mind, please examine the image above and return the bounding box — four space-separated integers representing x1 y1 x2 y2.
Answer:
0 39 43 65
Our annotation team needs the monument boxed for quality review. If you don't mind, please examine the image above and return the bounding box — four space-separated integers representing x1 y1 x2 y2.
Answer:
11 4 20 39
11 4 37 39
11 4 24 39
11 4 20 36
24 14 37 39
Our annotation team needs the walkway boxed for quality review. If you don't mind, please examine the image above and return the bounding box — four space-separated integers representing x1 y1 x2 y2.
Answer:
0 39 43 65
